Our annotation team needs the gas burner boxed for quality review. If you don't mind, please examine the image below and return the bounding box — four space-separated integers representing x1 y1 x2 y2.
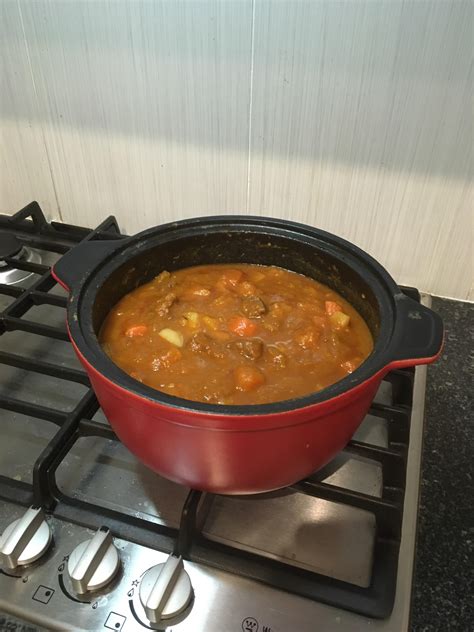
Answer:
0 232 42 285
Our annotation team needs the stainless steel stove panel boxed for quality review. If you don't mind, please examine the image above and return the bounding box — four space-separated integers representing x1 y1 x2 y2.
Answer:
0 413 57 483
55 439 191 530
202 491 376 587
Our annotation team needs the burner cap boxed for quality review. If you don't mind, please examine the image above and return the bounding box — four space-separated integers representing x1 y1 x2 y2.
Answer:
0 232 22 260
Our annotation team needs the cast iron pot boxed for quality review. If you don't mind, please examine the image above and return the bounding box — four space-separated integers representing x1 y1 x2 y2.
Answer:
52 216 443 494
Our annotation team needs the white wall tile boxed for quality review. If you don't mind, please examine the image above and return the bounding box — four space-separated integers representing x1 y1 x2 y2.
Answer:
1 0 472 299
0 1 58 218
18 0 253 232
249 1 473 299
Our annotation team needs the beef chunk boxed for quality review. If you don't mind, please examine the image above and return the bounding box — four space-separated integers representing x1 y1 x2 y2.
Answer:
189 332 223 359
228 338 264 360
156 292 176 316
241 296 266 318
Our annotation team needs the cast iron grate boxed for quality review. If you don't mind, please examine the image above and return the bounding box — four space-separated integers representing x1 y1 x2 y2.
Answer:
0 201 417 619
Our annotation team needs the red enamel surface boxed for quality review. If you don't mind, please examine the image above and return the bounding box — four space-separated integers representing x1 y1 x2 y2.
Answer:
73 337 387 494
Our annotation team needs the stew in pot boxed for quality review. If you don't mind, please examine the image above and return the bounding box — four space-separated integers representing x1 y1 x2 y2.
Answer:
99 264 373 405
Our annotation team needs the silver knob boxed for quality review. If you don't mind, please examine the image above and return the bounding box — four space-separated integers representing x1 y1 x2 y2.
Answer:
0 506 52 569
67 527 120 595
139 555 193 623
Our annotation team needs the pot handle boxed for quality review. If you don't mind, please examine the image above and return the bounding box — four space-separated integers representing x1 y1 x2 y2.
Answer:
52 239 124 292
388 293 444 369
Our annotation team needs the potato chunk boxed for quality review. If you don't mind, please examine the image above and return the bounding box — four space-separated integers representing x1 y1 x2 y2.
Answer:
158 328 184 347
329 311 350 329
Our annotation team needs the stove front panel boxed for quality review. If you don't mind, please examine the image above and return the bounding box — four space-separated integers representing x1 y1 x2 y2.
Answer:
0 497 412 632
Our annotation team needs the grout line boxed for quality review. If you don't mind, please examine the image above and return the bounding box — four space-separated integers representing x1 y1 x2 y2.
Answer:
246 0 256 214
16 0 63 222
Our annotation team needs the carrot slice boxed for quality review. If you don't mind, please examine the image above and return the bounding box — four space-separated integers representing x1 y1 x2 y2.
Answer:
234 365 265 391
228 315 257 337
125 324 147 338
325 300 342 316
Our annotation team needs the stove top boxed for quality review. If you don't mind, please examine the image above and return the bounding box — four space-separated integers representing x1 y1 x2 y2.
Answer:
0 202 428 631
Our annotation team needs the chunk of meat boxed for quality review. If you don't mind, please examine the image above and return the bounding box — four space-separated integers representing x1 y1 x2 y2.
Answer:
188 332 223 359
228 338 263 360
156 292 176 317
189 331 210 353
241 295 266 318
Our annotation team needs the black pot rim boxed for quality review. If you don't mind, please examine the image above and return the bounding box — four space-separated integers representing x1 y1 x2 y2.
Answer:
65 215 404 416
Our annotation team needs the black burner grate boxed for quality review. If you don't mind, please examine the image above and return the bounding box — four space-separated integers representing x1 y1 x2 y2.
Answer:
0 202 417 619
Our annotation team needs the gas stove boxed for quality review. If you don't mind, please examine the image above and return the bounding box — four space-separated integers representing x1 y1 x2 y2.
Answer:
0 202 428 632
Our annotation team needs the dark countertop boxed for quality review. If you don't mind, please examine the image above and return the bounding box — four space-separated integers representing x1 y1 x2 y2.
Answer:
410 297 473 631
2 297 472 632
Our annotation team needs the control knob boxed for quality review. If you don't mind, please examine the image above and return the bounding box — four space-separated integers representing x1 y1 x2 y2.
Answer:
0 506 52 569
139 555 193 623
67 527 120 594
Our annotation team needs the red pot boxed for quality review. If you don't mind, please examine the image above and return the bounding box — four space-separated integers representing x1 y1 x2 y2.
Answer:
53 216 443 494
